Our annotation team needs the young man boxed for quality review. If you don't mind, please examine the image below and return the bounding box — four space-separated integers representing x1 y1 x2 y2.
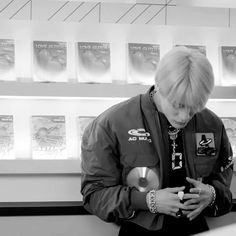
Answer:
81 46 233 235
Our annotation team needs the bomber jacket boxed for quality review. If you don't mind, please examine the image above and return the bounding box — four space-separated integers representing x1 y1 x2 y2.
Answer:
81 86 233 231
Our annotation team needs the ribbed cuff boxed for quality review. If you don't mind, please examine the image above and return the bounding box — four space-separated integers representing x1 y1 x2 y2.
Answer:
130 188 148 211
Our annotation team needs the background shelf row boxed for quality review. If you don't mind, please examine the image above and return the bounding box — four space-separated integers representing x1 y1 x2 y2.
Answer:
0 82 235 99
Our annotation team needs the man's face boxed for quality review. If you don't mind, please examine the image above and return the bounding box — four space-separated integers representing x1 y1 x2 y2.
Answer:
158 92 197 129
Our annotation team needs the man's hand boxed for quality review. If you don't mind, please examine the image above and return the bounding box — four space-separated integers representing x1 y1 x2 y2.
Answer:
183 177 213 221
154 186 193 218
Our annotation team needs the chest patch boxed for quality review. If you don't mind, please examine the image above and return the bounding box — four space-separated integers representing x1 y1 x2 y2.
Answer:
128 128 152 143
195 133 216 156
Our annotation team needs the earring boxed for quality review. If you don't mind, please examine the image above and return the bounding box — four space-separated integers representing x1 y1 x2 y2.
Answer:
154 86 160 94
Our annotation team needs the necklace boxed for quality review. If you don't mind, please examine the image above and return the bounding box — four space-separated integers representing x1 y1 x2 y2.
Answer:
168 127 180 140
168 126 182 170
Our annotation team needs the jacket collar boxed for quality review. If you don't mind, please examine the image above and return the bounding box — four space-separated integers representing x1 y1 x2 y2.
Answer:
141 85 157 112
140 86 197 182
140 86 170 187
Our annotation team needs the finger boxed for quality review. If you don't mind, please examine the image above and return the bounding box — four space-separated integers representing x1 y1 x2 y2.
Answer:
177 202 192 211
183 193 200 200
166 186 185 193
184 199 199 206
188 211 201 221
190 188 202 195
187 209 199 220
182 210 192 216
187 205 204 221
183 203 199 210
186 177 199 186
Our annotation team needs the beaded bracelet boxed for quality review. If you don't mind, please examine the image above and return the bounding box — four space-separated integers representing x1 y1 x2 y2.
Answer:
207 184 216 207
146 189 158 214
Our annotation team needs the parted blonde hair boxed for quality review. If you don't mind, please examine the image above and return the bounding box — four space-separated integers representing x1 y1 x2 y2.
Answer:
155 46 214 113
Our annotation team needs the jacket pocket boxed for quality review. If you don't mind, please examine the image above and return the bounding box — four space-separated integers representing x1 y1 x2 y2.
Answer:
194 156 217 177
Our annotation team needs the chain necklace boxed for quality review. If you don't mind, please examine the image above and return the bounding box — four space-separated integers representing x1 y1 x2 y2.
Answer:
168 126 180 140
168 126 182 170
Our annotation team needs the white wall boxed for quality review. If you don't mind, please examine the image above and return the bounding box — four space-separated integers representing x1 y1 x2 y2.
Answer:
0 15 236 203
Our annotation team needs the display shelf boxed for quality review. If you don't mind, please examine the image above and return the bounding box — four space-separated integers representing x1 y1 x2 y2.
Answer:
0 160 81 174
0 82 235 99
210 86 236 100
0 82 235 175
0 82 148 99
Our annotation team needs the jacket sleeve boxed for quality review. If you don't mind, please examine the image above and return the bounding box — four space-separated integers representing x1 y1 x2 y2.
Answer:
80 120 134 222
204 126 234 217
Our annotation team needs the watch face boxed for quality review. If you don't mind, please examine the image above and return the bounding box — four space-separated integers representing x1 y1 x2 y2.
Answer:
126 167 159 192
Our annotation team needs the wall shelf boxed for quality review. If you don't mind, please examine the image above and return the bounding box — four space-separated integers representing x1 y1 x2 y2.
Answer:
0 82 147 99
0 82 235 99
0 160 81 174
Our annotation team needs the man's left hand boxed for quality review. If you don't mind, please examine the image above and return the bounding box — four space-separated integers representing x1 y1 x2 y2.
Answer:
182 177 213 221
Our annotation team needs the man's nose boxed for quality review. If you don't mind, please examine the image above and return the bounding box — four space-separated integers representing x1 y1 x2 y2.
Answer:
178 109 191 122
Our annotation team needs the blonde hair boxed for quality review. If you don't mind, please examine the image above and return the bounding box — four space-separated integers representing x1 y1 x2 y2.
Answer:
155 46 214 113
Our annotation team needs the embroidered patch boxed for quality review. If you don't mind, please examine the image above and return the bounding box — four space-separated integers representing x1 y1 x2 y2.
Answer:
128 128 152 143
196 133 216 156
220 156 234 172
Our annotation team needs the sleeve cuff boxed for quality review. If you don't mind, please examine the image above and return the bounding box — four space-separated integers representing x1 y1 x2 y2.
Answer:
130 188 148 211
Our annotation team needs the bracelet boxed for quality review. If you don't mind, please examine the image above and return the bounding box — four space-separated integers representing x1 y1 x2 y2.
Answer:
207 184 216 207
146 189 158 214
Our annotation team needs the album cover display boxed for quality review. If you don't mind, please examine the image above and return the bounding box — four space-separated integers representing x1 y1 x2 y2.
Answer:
0 39 16 81
33 40 67 82
175 44 206 55
220 46 236 85
77 116 96 157
31 115 67 159
127 43 160 85
221 117 236 158
77 42 111 83
77 116 96 139
0 115 14 159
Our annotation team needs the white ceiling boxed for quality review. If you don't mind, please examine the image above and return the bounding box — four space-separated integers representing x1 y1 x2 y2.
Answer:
0 0 173 22
0 0 234 24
